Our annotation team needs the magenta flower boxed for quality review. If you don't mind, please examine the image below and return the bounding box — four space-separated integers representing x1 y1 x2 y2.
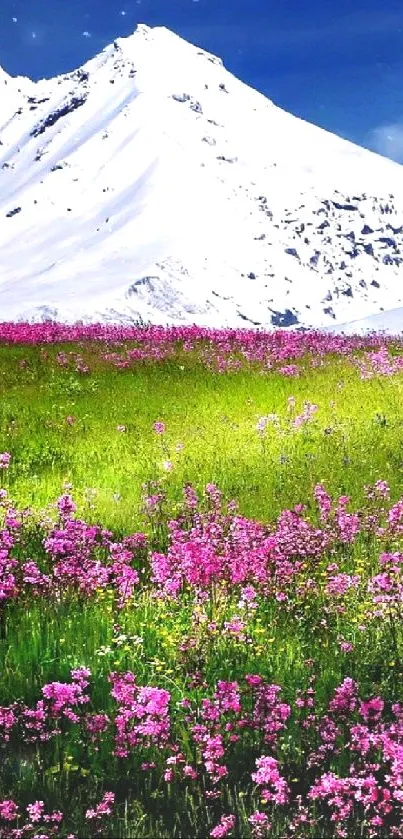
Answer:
280 364 299 377
21 561 51 593
42 674 90 723
85 713 110 741
0 706 17 742
26 801 45 824
329 678 358 715
359 697 384 724
0 800 18 821
248 811 271 838
339 641 354 653
56 493 77 520
326 573 360 597
85 792 115 821
252 755 290 805
245 674 263 688
209 814 236 838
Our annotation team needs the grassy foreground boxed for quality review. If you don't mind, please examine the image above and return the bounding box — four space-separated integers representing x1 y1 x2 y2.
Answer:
1 326 403 838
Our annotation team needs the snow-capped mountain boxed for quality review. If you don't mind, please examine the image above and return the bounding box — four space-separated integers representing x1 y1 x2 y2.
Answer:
1 23 403 330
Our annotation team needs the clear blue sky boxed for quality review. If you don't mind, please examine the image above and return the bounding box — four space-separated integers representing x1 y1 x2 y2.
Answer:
1 0 403 162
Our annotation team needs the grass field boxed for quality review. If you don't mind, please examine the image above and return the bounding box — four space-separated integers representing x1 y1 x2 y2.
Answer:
1 324 403 838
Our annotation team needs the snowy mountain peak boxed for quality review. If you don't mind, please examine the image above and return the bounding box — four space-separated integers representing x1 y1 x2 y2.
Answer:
132 22 152 36
1 24 403 330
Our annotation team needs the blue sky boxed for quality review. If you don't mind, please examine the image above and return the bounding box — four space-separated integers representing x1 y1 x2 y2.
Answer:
1 0 403 162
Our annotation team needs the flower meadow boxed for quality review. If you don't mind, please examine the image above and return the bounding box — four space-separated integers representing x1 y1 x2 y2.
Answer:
2 325 403 837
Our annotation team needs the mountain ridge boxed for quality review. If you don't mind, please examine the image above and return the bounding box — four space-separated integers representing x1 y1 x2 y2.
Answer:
1 23 403 330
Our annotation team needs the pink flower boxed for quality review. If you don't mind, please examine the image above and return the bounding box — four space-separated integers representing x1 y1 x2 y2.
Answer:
359 697 384 723
252 756 290 804
314 484 332 522
108 671 137 705
0 800 18 821
326 574 360 597
209 814 236 838
71 667 91 685
239 585 257 606
183 764 198 779
248 811 271 838
339 641 354 653
21 561 51 593
41 674 90 723
223 616 246 638
85 792 115 821
85 713 109 741
0 453 11 469
214 681 241 714
56 493 77 520
280 364 299 377
26 801 45 824
374 480 390 498
293 401 317 428
0 706 17 741
329 678 358 715
109 674 170 757
153 421 166 434
183 484 199 510
245 674 263 687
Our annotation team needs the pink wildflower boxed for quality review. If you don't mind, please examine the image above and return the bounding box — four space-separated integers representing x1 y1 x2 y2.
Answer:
26 801 45 823
252 755 289 804
209 814 236 838
248 811 271 838
0 800 18 821
85 792 115 821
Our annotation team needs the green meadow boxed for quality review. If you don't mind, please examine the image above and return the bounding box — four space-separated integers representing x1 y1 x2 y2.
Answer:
1 337 403 837
2 342 403 529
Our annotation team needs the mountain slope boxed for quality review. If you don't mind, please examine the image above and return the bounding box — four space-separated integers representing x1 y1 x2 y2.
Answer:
322 306 403 335
1 23 403 328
